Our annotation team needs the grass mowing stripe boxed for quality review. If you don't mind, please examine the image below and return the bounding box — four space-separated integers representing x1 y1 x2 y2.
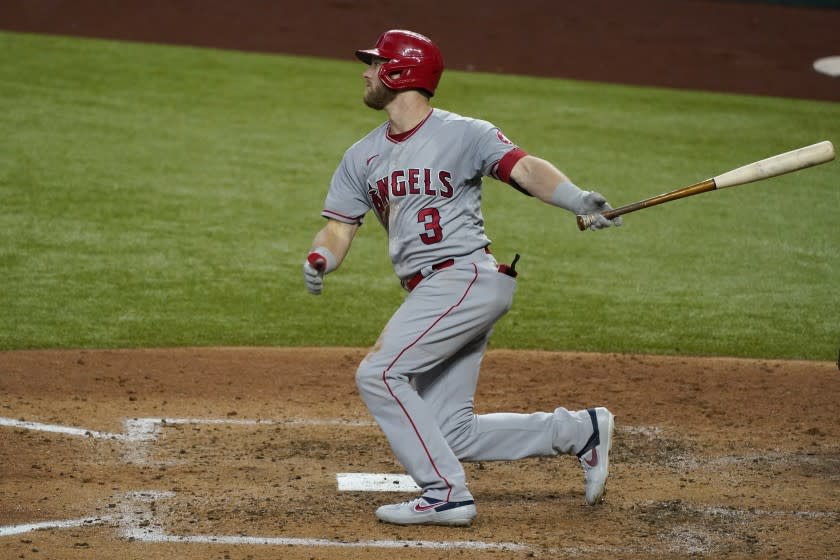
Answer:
1 32 838 359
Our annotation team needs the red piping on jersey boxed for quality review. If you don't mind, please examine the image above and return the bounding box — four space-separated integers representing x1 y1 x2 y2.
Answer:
379 263 480 502
386 109 434 144
322 208 364 224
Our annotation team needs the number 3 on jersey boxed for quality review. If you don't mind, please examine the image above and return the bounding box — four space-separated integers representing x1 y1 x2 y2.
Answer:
417 207 443 245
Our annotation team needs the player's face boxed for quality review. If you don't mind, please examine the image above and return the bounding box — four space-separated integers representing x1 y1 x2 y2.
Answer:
363 59 396 110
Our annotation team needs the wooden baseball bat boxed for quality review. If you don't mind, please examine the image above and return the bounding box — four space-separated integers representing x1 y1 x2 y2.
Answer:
576 140 835 231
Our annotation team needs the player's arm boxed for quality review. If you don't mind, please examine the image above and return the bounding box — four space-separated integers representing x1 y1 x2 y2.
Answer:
303 219 360 295
310 218 359 266
508 155 621 230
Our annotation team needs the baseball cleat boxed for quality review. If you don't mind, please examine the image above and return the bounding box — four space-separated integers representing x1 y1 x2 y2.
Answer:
577 407 615 505
375 496 477 526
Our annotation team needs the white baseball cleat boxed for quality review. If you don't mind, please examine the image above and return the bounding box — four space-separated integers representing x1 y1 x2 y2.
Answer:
577 407 615 505
375 496 477 526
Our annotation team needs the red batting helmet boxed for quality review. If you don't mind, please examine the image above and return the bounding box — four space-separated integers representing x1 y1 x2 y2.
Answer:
355 30 444 97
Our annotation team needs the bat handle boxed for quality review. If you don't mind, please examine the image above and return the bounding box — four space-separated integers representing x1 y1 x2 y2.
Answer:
575 208 622 231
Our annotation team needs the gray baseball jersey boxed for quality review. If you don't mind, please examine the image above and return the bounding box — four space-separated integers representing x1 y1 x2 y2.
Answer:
324 108 596 505
322 108 527 281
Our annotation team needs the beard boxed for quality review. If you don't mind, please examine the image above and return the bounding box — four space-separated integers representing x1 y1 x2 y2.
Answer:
364 81 397 110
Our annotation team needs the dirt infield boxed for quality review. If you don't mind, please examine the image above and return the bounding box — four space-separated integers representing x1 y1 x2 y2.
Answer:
1 2 839 558
1 348 838 559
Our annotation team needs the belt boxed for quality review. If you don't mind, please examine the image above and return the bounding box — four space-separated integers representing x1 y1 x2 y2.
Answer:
404 247 494 292
404 259 455 292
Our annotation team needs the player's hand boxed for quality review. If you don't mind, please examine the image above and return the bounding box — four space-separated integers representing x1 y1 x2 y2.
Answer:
579 191 622 230
303 248 336 295
303 259 325 295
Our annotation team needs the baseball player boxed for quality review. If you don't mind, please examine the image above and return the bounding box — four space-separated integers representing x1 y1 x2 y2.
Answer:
303 29 620 526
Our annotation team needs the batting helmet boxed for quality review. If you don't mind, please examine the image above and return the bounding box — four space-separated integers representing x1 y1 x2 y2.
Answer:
355 30 444 97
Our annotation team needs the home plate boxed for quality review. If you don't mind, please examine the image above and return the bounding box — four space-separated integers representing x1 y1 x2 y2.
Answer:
337 473 420 492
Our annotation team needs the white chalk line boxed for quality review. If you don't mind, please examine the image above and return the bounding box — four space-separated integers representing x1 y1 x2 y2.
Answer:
0 492 526 551
114 491 527 552
0 517 110 537
0 417 123 440
0 416 374 441
122 530 528 551
0 415 377 464
0 418 524 550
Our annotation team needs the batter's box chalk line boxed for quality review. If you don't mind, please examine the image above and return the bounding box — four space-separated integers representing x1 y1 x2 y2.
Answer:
0 517 109 538
0 415 375 464
0 491 528 552
0 416 527 550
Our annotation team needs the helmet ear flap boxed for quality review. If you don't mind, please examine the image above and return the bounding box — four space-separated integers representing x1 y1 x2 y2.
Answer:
378 62 409 90
379 64 402 87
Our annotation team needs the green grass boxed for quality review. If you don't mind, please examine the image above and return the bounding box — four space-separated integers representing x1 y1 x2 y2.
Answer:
1 31 838 359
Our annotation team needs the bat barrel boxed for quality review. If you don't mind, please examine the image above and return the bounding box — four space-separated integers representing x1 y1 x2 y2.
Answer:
714 140 835 189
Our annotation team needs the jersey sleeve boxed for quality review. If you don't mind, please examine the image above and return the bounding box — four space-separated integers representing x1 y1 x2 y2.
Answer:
321 149 370 224
471 119 529 185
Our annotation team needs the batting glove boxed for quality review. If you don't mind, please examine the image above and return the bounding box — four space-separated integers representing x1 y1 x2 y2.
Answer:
303 247 337 295
550 181 621 230
578 191 622 230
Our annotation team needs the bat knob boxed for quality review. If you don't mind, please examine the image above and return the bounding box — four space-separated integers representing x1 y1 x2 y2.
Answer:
576 215 589 231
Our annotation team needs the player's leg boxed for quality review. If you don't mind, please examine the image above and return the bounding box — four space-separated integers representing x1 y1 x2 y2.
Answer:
419 339 614 504
415 325 594 460
413 272 615 504
355 261 512 523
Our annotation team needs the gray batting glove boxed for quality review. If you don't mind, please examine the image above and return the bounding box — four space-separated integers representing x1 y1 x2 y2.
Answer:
303 247 337 295
579 191 622 230
303 259 324 295
550 181 622 230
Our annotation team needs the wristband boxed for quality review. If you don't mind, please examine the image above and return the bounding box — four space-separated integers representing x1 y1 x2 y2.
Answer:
549 180 587 212
308 246 337 273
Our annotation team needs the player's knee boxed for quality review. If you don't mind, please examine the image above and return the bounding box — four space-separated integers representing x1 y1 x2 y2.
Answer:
355 362 374 394
355 360 388 401
442 414 478 459
356 359 413 404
